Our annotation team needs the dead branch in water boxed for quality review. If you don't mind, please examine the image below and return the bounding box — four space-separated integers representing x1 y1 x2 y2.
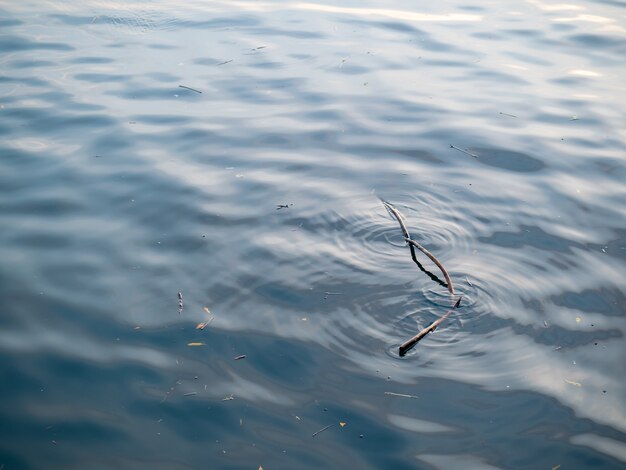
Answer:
399 296 462 356
379 199 461 355
405 238 454 295
380 199 448 289
380 198 410 239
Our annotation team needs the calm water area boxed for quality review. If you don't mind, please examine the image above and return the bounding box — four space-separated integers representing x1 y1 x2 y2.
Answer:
1 1 625 468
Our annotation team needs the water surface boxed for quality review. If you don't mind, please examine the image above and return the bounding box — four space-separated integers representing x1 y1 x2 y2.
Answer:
1 1 625 468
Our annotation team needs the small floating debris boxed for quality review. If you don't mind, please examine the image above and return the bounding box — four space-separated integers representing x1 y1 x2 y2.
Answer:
183 392 197 397
196 318 213 329
222 394 235 401
234 355 246 361
564 379 581 387
339 422 346 427
276 204 291 210
450 144 479 158
217 59 233 66
187 342 205 347
312 423 335 437
499 112 518 118
178 291 183 313
384 392 419 399
465 276 473 287
203 307 211 315
178 85 202 94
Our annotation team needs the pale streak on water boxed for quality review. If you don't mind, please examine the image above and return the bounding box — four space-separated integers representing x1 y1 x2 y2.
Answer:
1 0 625 468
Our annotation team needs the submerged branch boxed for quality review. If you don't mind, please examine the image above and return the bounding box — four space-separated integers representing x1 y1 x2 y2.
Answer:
405 238 454 295
399 296 462 356
380 199 448 289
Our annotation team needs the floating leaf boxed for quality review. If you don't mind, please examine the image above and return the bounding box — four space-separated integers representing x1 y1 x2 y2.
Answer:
203 307 211 315
259 466 263 470
575 316 581 323
187 342 205 347
552 465 561 470
564 379 581 387
339 422 346 427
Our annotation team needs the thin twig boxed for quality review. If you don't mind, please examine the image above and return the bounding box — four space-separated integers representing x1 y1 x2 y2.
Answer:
499 112 517 118
449 144 479 158
312 423 335 437
399 296 462 356
405 238 454 295
384 392 418 399
178 85 202 94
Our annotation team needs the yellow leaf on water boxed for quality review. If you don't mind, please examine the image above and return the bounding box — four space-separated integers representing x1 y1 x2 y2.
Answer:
259 466 263 470
339 422 346 427
187 342 205 347
196 322 208 330
203 307 211 315
564 379 581 387
552 465 561 470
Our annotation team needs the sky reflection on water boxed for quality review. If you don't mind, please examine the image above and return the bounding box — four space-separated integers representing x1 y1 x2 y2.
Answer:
1 0 625 468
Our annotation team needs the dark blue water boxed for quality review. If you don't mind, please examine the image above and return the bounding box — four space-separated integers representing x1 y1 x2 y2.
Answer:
1 1 625 468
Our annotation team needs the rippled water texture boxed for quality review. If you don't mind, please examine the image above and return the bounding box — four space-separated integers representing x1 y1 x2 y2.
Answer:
1 1 626 468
